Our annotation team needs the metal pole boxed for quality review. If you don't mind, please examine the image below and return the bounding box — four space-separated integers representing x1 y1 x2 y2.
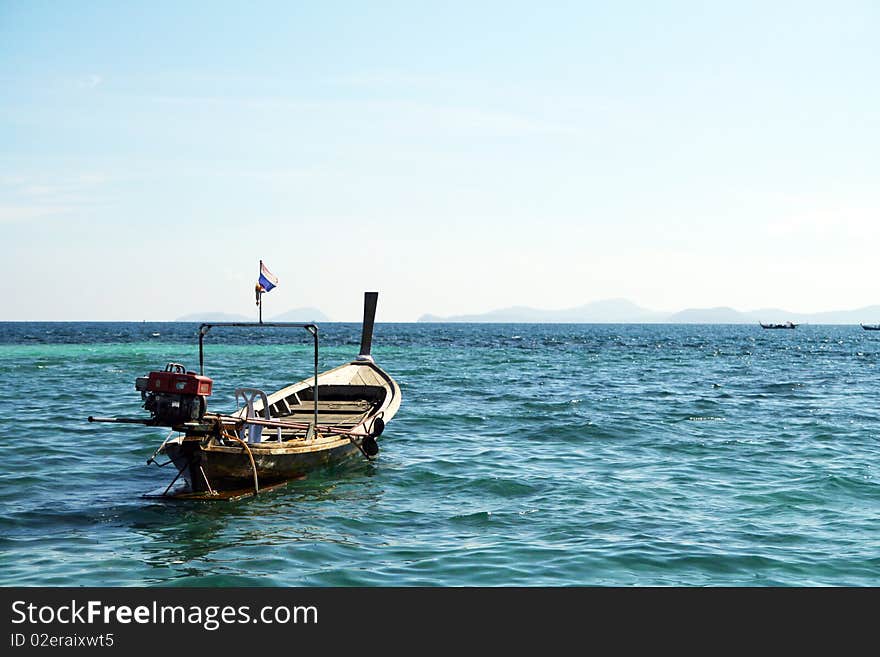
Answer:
313 327 319 435
258 290 263 324
162 458 189 496
194 321 319 430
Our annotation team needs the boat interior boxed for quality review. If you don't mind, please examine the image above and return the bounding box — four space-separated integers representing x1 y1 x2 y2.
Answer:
226 383 388 444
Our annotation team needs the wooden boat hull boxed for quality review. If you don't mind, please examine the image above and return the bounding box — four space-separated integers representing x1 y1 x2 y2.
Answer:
164 435 367 491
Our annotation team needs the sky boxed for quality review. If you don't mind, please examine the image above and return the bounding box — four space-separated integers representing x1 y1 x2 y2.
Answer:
1 1 878 321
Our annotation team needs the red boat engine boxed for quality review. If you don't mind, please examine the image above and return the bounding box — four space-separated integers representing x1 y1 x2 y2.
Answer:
135 362 213 426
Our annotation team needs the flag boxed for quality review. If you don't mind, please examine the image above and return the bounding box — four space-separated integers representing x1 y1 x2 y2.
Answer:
257 261 278 293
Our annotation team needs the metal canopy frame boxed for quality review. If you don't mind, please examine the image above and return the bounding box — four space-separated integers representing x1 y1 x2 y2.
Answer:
198 322 320 430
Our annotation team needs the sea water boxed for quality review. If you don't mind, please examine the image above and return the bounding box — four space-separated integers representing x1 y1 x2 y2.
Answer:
0 322 877 586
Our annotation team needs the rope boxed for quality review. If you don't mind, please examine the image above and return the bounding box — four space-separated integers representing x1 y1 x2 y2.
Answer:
222 430 260 495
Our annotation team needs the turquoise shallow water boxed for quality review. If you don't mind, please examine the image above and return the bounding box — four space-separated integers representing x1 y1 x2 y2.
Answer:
0 322 878 586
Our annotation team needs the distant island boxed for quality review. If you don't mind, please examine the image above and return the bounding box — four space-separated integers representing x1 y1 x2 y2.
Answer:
176 307 331 322
175 312 253 322
173 300 880 324
268 307 331 322
418 299 880 325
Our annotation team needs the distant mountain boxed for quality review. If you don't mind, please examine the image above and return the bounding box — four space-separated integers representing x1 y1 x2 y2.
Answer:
419 300 880 324
418 298 666 323
270 307 331 322
666 307 752 323
175 312 252 322
795 305 880 325
175 308 331 323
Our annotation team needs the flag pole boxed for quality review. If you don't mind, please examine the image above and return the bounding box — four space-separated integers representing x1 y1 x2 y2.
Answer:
256 260 263 324
256 259 278 324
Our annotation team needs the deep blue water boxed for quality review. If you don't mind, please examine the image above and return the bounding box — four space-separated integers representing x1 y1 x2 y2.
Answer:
0 322 878 586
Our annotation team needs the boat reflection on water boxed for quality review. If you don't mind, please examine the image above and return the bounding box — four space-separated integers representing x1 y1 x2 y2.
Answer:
130 462 384 583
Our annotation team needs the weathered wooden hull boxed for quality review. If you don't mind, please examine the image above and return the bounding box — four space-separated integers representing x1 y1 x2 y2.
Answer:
164 435 367 492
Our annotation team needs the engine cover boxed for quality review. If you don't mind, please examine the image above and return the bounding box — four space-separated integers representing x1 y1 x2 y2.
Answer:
145 368 213 396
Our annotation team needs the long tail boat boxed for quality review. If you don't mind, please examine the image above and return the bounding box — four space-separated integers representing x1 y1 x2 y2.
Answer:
89 292 401 500
862 324 880 331
760 321 798 329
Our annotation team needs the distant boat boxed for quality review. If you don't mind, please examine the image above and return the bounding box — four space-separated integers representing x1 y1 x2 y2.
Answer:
151 332 161 337
760 322 797 329
862 324 880 331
